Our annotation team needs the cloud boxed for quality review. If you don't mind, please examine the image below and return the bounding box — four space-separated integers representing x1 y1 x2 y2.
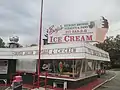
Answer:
0 0 120 45
0 0 40 45
43 0 120 37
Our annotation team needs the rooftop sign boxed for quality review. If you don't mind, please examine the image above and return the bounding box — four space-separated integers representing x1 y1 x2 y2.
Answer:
47 17 109 43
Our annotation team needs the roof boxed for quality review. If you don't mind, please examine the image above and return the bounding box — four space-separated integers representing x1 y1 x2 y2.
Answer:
0 42 110 61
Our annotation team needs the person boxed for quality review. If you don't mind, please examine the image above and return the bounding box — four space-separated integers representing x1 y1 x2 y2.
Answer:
11 75 22 90
58 61 63 74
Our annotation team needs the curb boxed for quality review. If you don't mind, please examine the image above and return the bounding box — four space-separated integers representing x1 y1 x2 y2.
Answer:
92 73 117 90
5 87 10 90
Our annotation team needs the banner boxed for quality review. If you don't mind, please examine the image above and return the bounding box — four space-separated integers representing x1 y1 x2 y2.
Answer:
47 17 109 43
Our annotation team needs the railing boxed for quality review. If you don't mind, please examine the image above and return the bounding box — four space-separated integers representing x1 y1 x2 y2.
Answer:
0 79 7 86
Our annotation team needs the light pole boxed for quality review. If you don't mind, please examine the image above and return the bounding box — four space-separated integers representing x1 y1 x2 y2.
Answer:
37 0 43 88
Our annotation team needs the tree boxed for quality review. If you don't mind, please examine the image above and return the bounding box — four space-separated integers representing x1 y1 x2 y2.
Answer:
114 35 120 50
96 35 120 68
96 36 114 51
0 38 5 48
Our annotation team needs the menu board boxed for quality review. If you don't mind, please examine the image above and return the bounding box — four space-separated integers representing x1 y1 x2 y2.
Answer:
0 60 8 74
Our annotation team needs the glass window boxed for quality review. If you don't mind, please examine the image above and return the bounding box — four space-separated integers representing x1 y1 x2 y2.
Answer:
87 60 93 71
82 60 86 72
41 59 74 77
75 60 82 78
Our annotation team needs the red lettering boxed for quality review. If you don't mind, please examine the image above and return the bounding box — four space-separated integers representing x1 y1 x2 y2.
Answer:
72 30 74 33
64 36 69 42
74 30 77 33
75 36 80 41
60 35 93 43
65 31 69 34
50 36 53 43
70 36 74 41
58 37 62 43
81 36 85 41
77 30 80 33
80 30 83 32
86 35 92 41
49 36 63 43
53 37 58 43
84 29 87 32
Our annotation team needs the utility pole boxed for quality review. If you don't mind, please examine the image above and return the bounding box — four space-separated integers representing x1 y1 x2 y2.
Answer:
37 0 44 88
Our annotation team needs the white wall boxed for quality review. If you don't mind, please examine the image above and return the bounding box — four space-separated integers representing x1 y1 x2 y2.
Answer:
0 42 110 61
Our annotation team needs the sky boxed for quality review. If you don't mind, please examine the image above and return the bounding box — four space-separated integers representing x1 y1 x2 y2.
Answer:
0 0 120 46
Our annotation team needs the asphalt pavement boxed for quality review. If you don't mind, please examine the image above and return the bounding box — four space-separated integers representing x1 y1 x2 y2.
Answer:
0 69 119 90
96 69 120 90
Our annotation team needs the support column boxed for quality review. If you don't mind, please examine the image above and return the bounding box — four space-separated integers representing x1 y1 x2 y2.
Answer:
53 82 57 88
72 60 75 78
85 60 88 76
64 82 67 90
80 60 84 77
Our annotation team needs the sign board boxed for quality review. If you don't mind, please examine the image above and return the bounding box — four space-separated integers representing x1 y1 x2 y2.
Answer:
0 60 8 74
16 59 37 73
47 17 109 43
12 47 109 59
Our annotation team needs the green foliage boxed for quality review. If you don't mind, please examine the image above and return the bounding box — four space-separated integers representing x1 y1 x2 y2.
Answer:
96 35 120 68
0 38 5 48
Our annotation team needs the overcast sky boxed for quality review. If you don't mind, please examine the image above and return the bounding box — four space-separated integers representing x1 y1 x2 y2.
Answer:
0 0 120 46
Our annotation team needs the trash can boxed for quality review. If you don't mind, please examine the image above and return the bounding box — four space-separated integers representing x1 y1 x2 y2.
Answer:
11 75 23 90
